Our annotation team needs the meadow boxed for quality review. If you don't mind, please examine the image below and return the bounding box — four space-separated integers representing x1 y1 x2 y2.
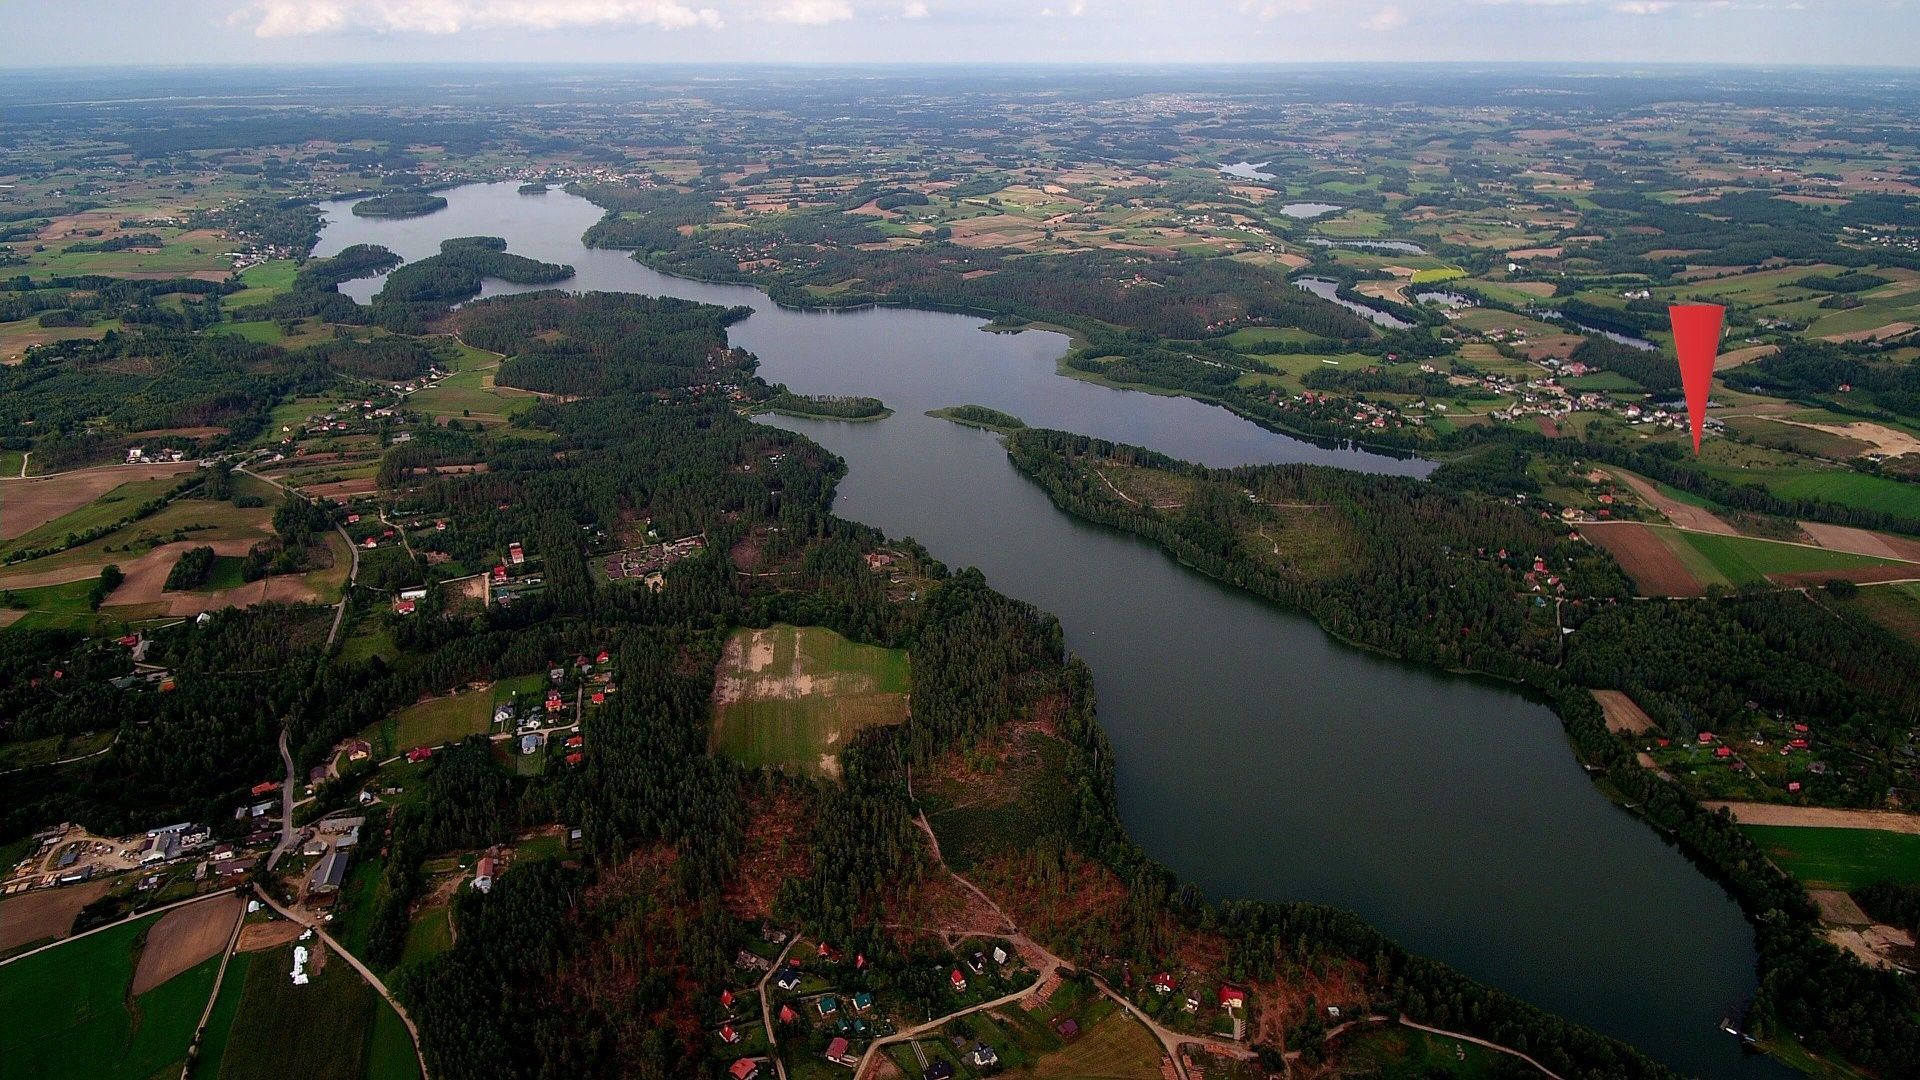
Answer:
211 941 385 1080
0 911 216 1080
1671 531 1904 587
1742 825 1920 890
710 623 910 779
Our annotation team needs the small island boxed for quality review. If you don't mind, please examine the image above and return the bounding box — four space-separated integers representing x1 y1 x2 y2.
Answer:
757 392 891 421
374 235 573 304
518 182 550 195
350 191 449 218
926 404 1027 432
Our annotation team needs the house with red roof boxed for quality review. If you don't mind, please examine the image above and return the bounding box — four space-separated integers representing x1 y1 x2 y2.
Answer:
1219 985 1247 1009
949 969 967 992
728 1060 759 1080
719 1024 740 1044
1150 973 1175 994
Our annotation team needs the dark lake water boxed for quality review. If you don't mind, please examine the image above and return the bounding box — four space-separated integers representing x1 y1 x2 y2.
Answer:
317 183 1787 1078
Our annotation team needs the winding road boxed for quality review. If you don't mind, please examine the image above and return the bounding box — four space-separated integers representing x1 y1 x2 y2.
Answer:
252 884 431 1080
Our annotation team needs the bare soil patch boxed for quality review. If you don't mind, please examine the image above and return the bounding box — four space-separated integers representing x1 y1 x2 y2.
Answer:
1715 344 1778 372
1770 418 1920 459
304 477 381 499
1592 690 1658 735
1822 322 1916 344
1587 523 1706 597
1798 522 1920 562
236 917 304 953
1811 889 1871 927
1770 565 1920 588
1502 281 1558 297
0 461 199 541
131 893 242 994
1704 802 1920 834
1828 924 1917 972
1603 468 1737 535
0 881 110 953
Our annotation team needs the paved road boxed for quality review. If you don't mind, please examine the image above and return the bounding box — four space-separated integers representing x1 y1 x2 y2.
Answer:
267 726 296 871
238 463 361 876
756 935 801 1080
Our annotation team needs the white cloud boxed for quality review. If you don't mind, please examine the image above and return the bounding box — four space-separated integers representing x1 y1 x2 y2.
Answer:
760 0 856 22
1365 4 1407 28
234 0 724 37
901 1 930 16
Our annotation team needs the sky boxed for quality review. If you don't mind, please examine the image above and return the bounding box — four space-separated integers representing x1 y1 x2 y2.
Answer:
1 0 1917 68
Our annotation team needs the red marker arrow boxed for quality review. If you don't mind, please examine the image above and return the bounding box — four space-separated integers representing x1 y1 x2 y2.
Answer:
1669 304 1724 454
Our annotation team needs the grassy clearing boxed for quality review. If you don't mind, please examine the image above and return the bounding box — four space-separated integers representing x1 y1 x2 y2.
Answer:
1024 997 1163 1079
367 690 495 758
223 261 299 309
1851 581 1920 646
1334 1024 1505 1077
1743 825 1920 890
0 911 214 1080
1670 531 1902 586
367 997 423 1080
711 624 910 779
215 941 378 1080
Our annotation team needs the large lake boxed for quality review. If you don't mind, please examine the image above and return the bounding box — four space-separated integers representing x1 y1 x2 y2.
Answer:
317 183 1785 1078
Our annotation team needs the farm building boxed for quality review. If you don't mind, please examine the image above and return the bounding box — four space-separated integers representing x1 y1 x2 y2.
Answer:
474 856 498 893
308 846 350 896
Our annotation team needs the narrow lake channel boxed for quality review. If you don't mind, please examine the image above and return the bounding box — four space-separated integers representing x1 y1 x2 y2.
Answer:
316 183 1789 1078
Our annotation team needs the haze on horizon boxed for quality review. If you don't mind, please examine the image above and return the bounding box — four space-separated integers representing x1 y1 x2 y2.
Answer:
3 0 1918 69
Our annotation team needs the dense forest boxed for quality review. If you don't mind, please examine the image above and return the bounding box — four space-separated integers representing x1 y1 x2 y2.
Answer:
373 235 574 305
350 191 449 218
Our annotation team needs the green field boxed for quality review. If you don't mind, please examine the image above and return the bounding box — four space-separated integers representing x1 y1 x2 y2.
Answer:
0 912 216 1080
189 951 254 1079
212 941 382 1080
368 998 423 1080
1743 825 1920 890
711 624 910 778
223 261 299 309
1670 531 1903 587
1334 1024 1507 1078
366 688 496 757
